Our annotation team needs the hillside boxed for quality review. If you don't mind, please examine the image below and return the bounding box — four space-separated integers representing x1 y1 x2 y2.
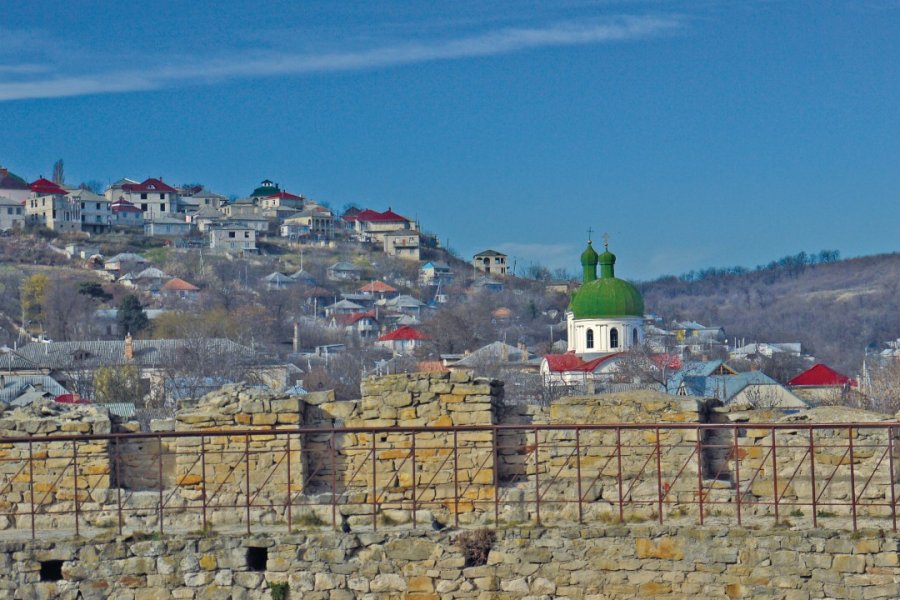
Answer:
639 252 900 373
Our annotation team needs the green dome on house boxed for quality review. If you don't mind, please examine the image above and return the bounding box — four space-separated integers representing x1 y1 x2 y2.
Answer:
251 179 280 197
569 242 644 318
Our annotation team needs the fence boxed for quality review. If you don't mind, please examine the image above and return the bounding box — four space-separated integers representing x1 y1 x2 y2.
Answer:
0 422 897 540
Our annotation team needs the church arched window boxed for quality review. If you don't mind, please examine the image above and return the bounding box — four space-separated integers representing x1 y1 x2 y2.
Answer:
586 328 594 349
633 328 639 346
610 328 619 349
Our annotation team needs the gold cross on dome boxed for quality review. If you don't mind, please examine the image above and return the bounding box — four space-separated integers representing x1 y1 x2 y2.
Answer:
602 232 609 250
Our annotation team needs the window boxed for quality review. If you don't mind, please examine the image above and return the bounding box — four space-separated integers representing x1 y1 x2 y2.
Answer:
159 193 165 200
96 202 101 210
140 193 147 200
160 204 166 212
586 329 594 349
229 231 236 238
244 231 249 238
141 204 148 211
81 202 85 209
610 328 619 349
633 328 639 346
52 210 56 219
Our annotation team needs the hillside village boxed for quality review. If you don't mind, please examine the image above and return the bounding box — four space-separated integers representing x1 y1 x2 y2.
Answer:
0 162 898 419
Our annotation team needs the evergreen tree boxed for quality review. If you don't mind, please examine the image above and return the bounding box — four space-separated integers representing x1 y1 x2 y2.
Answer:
117 294 149 334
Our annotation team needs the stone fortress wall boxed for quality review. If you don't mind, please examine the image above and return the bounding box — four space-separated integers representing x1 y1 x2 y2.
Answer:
5 524 900 599
1 372 900 597
0 371 895 534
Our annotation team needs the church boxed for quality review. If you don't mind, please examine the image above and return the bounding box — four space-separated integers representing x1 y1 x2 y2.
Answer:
541 236 645 381
566 236 644 357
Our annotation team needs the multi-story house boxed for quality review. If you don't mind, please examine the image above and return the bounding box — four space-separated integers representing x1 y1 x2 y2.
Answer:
383 231 420 260
472 250 508 275
70 189 112 234
25 178 81 233
0 196 25 231
110 198 144 229
343 208 417 243
107 177 179 218
208 224 257 254
0 165 30 205
259 190 305 211
280 205 335 240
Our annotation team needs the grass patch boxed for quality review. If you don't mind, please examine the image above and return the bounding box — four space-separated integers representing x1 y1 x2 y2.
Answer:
268 581 289 600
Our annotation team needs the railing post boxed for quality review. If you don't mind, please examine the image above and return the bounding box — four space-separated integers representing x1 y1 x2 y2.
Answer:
28 440 35 540
655 427 664 524
73 440 80 537
453 429 460 529
493 426 500 527
616 427 624 523
533 428 541 526
575 428 583 524
696 426 704 525
331 431 338 530
771 428 778 525
245 434 251 535
888 426 897 533
284 433 291 533
115 437 123 535
372 432 378 531
157 433 164 535
809 429 817 528
849 426 857 532
411 432 417 529
200 435 208 533
733 426 741 527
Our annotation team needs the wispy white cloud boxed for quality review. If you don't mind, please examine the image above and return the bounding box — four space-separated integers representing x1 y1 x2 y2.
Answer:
0 15 683 102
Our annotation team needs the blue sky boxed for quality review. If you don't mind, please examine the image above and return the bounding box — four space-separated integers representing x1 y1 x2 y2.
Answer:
1 1 899 279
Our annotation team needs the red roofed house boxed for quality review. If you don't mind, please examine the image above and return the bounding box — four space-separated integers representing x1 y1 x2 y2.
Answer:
108 177 179 218
359 280 398 300
377 325 428 354
540 352 624 386
344 207 417 243
162 277 200 301
788 363 857 404
26 178 82 232
329 310 379 339
111 198 144 229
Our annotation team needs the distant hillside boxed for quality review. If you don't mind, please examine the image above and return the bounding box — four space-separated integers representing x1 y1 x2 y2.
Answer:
639 252 900 374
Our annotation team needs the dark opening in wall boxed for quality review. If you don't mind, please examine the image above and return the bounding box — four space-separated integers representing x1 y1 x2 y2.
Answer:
246 546 267 571
40 560 64 582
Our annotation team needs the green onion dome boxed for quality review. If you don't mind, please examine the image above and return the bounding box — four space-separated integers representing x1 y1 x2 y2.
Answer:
569 244 644 318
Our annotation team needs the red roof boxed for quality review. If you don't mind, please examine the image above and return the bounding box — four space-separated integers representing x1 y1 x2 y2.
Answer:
332 310 377 327
651 353 682 371
359 280 397 294
55 393 90 404
543 352 622 373
352 208 411 223
122 178 178 193
30 177 67 195
111 198 142 213
266 191 304 201
789 364 856 387
378 325 428 342
162 277 199 292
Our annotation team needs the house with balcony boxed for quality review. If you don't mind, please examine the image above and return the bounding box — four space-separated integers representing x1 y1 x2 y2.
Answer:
108 177 180 218
383 231 420 260
25 178 81 233
473 250 508 275
70 188 112 234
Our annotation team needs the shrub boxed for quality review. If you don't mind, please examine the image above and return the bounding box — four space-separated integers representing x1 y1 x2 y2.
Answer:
456 528 496 567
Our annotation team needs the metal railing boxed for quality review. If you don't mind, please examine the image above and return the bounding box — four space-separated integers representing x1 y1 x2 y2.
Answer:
0 422 897 540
